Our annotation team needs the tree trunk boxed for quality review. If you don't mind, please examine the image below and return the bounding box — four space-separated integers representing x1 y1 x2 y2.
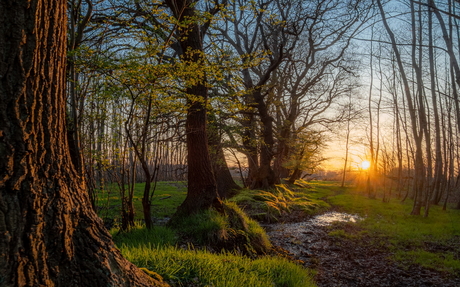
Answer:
273 128 291 180
250 89 277 189
165 0 222 216
341 99 352 188
0 1 166 286
425 3 443 216
378 0 425 215
241 106 259 188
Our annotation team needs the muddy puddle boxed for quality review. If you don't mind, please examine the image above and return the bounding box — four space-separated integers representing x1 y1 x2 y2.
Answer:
265 212 363 261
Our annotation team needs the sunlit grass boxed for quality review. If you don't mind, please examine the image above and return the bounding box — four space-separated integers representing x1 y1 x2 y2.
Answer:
119 244 316 287
112 221 315 287
111 221 177 247
229 181 330 222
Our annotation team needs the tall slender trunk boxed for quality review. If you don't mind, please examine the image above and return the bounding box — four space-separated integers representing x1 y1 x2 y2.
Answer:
367 26 375 197
377 0 425 215
425 4 443 217
341 94 352 188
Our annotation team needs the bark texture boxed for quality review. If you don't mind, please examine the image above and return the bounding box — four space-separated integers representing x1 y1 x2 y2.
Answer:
0 1 167 286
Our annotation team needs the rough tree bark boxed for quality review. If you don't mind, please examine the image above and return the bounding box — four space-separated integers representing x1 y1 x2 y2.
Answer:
0 1 166 286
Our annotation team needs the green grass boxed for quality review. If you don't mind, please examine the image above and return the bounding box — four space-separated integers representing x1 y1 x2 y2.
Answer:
111 212 314 286
169 202 272 255
315 181 460 274
104 181 317 286
105 180 460 282
119 244 315 287
95 181 187 221
111 221 177 247
171 208 229 244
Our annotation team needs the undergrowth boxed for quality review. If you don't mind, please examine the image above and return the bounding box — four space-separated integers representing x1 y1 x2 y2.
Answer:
169 202 272 255
230 180 330 222
111 208 315 287
107 180 460 280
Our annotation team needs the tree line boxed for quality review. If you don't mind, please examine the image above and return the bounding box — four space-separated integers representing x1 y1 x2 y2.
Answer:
68 0 369 228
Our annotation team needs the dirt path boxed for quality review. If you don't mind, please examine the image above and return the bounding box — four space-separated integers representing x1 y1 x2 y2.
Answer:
265 213 460 287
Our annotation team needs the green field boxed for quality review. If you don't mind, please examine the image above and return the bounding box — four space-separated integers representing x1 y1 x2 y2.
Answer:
95 181 187 222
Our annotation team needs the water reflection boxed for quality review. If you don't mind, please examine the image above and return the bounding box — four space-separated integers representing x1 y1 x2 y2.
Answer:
310 211 362 226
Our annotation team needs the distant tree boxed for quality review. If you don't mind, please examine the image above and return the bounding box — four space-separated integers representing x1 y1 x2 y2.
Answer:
0 1 166 285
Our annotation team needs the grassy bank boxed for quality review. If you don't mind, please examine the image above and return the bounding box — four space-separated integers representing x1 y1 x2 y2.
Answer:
103 181 317 286
110 216 315 286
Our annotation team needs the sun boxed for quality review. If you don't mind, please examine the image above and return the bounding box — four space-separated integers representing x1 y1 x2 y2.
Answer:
361 160 371 170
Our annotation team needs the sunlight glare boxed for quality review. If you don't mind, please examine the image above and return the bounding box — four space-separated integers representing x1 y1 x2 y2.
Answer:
361 160 371 170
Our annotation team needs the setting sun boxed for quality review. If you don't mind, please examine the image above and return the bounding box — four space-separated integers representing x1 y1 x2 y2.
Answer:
361 160 371 170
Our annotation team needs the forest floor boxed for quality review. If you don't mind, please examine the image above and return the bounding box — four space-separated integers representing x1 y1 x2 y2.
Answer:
103 180 460 286
267 212 460 287
264 183 460 287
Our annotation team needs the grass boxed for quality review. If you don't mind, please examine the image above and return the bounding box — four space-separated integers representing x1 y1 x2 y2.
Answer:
169 202 272 255
103 181 317 286
111 221 177 247
229 180 330 222
119 244 315 287
170 208 228 244
103 179 460 283
95 181 187 222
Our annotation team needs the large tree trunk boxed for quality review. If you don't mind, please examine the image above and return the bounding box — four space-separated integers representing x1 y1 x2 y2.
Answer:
0 1 166 286
165 0 222 216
